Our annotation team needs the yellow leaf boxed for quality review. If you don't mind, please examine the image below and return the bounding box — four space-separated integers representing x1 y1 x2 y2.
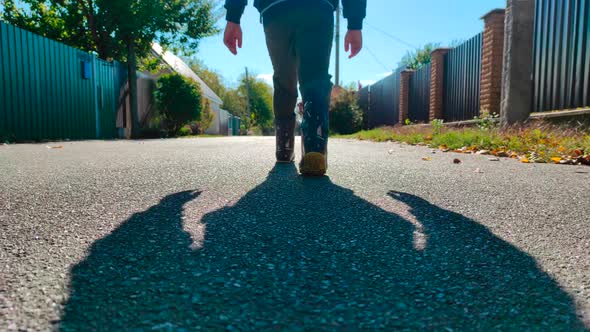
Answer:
422 157 432 161
551 157 562 164
521 158 530 163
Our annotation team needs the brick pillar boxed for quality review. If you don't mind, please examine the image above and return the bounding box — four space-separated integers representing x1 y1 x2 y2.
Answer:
399 70 414 124
480 9 506 116
429 48 451 121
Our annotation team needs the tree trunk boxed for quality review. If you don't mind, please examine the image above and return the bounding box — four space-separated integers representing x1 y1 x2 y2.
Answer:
126 40 139 138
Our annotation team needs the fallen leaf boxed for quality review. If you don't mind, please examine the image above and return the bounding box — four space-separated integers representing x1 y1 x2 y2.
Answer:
496 151 510 158
46 146 63 149
422 157 432 161
573 149 583 157
476 150 490 155
520 158 530 163
488 157 500 162
453 158 462 164
550 157 562 164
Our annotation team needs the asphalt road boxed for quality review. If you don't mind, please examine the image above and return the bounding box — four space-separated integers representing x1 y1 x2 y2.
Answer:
1 137 589 331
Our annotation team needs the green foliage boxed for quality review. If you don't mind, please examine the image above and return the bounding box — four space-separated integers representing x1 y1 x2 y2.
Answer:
188 59 227 100
196 99 215 134
238 74 274 133
474 112 500 131
2 0 219 61
431 119 445 135
399 43 440 70
404 118 415 126
330 89 363 135
178 126 192 136
155 74 203 134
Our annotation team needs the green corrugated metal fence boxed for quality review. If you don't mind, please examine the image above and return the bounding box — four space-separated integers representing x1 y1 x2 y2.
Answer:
0 20 123 141
533 0 590 112
443 33 483 122
408 63 431 123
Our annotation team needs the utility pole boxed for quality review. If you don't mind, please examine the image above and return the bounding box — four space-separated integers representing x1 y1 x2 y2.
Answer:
335 3 341 87
244 67 251 121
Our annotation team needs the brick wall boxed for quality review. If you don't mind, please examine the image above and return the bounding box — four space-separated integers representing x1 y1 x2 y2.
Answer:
480 9 506 116
399 70 414 124
429 48 451 120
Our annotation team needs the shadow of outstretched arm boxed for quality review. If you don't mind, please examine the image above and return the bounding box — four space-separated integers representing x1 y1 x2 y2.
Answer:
59 191 200 331
388 191 586 330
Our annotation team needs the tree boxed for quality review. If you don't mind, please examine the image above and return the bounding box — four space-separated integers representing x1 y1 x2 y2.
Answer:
238 74 274 134
188 59 227 100
155 74 203 135
196 98 215 134
2 0 219 138
398 43 440 70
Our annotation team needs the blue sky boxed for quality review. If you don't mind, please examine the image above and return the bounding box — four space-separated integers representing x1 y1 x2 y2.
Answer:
194 0 506 88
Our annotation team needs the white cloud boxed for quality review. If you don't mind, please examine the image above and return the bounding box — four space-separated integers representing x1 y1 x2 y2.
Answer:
257 73 274 85
359 80 376 86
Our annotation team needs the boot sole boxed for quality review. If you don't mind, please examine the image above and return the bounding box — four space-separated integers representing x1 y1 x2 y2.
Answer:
300 152 327 176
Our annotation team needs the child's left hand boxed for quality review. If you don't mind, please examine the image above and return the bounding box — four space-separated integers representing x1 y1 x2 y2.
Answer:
345 30 363 59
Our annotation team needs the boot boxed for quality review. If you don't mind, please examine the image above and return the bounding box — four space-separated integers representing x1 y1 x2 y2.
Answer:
275 114 296 163
299 80 332 176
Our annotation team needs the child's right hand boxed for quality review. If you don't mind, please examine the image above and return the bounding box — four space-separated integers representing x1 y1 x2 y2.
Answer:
224 22 243 55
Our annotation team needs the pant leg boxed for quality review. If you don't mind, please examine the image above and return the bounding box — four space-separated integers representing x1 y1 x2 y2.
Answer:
294 6 334 89
294 6 334 156
263 19 298 120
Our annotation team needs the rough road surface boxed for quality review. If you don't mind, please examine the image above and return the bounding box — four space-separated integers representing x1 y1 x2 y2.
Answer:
1 137 589 331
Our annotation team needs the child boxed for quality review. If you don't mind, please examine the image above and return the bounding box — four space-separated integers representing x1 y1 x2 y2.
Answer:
223 0 366 176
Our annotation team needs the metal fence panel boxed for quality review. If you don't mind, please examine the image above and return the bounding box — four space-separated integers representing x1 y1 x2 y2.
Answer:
367 68 402 128
358 86 370 129
0 21 122 141
408 63 431 123
443 33 483 122
533 0 590 112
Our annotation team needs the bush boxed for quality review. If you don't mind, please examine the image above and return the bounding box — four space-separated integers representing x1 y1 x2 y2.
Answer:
155 73 203 135
178 126 192 136
330 89 363 135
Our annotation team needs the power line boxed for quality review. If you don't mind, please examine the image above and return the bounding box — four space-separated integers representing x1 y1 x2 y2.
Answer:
364 45 392 72
365 22 418 49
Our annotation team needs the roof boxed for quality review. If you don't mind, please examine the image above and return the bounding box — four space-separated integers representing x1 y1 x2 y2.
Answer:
151 43 223 106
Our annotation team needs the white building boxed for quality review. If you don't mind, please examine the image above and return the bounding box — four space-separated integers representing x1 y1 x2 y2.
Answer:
151 43 237 135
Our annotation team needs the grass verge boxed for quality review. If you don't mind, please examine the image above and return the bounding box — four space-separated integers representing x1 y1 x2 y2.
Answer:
336 121 590 165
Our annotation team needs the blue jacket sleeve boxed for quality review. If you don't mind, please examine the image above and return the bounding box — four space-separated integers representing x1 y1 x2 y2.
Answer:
341 0 367 30
224 0 247 24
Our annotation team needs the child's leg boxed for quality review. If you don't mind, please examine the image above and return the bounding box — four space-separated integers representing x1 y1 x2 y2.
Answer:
295 7 334 175
264 20 298 162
